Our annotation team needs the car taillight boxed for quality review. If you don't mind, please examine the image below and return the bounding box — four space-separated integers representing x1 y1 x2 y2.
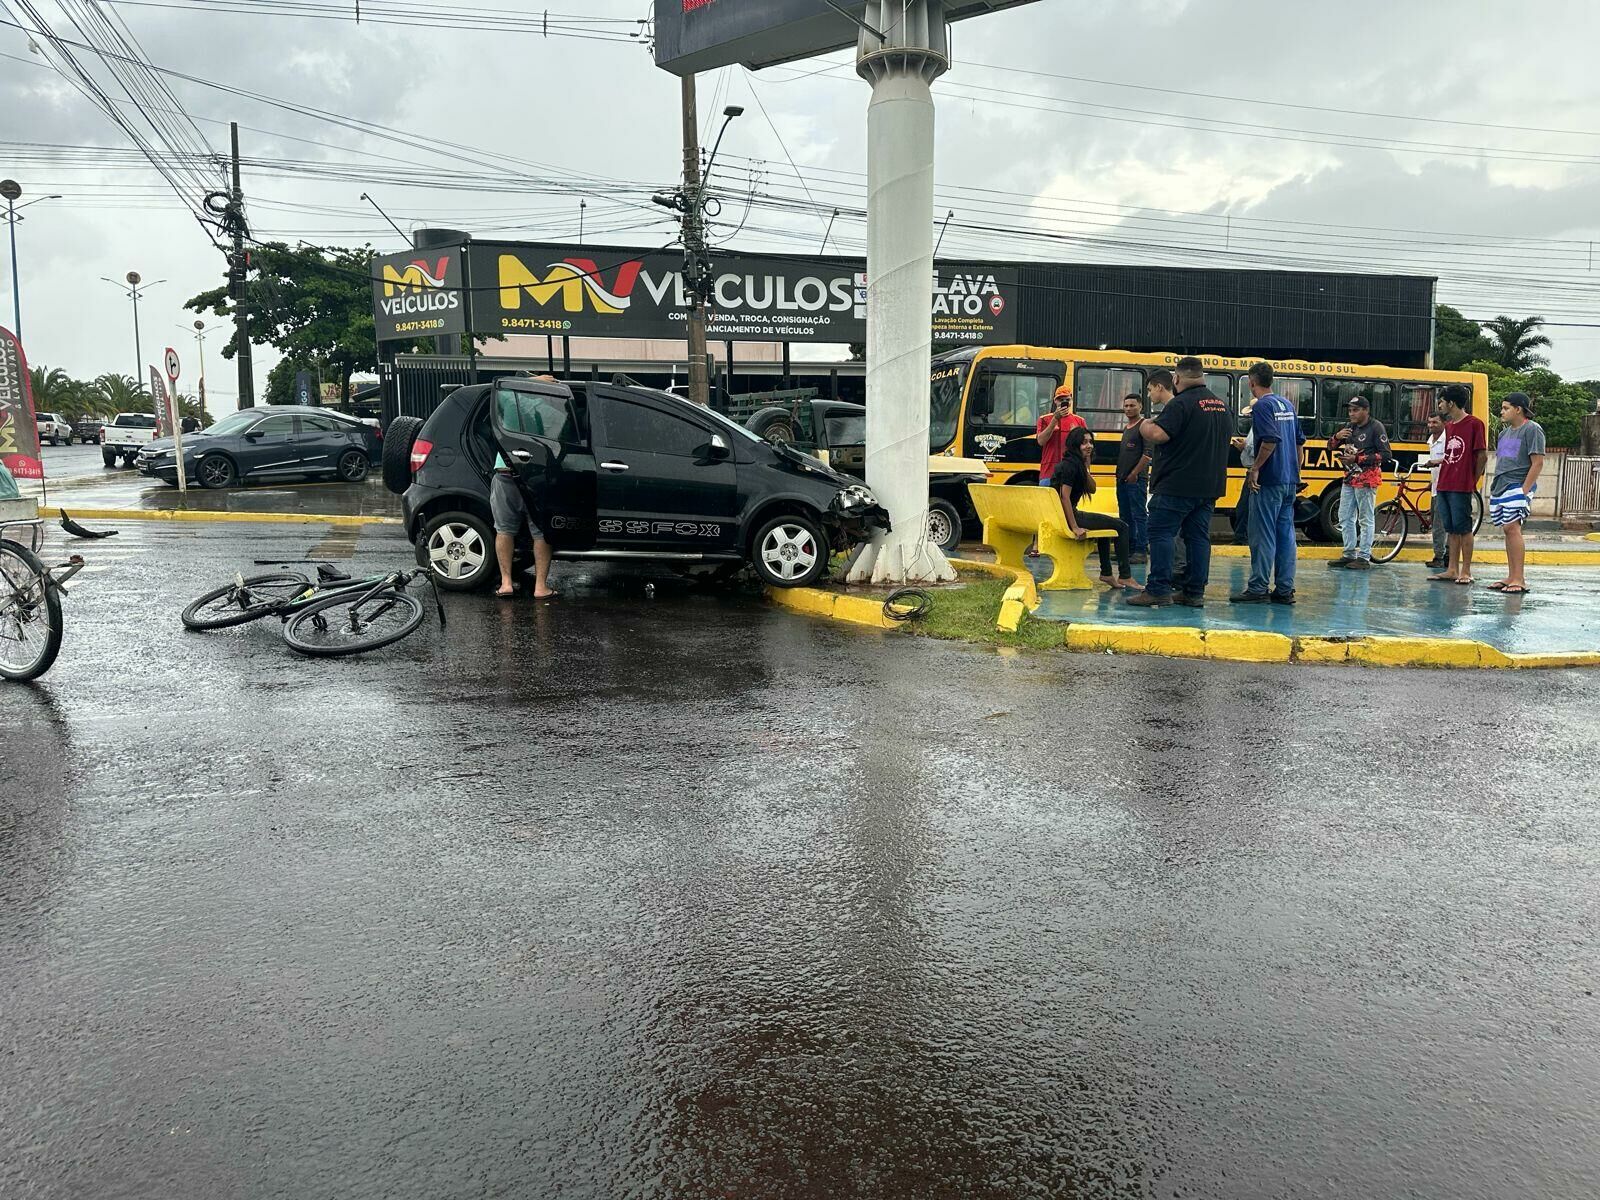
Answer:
409 439 433 473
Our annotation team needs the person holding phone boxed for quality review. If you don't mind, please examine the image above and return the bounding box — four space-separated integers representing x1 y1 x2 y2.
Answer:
1326 396 1389 571
1035 384 1085 491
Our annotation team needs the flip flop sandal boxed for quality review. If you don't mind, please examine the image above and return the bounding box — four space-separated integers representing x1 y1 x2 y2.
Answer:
1428 575 1457 583
1487 581 1509 591
1501 584 1530 594
1455 577 1475 585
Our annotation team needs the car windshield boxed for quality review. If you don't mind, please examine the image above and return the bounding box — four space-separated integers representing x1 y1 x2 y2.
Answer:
700 404 765 444
929 362 967 450
203 410 261 436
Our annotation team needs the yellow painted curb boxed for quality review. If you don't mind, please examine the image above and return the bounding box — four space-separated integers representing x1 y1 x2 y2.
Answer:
1065 623 1207 658
1587 533 1600 543
949 556 1039 608
1346 636 1499 669
1295 638 1351 664
1505 651 1600 669
767 585 898 630
997 585 1027 633
1204 628 1293 663
43 505 400 527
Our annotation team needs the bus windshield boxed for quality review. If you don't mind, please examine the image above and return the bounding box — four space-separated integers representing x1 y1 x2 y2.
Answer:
930 362 967 450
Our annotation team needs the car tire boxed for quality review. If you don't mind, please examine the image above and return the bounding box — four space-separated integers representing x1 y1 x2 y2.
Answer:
121 452 140 468
383 416 425 494
102 448 117 468
337 450 369 483
927 498 963 554
419 510 495 591
750 512 827 588
197 455 236 489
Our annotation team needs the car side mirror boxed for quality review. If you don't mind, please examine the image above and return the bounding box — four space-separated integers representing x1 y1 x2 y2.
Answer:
243 430 262 441
708 434 730 459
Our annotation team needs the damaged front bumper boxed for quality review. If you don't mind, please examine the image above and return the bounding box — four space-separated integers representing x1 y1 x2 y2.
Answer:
826 484 891 546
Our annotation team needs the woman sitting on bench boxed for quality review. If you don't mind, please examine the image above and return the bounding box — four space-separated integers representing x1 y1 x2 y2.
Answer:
1053 427 1139 590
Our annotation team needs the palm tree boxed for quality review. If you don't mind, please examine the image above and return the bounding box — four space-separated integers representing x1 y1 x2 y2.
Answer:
93 373 143 418
27 365 72 415
1483 315 1551 371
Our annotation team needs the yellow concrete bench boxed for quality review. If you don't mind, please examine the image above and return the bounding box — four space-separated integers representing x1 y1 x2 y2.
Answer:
968 482 1116 590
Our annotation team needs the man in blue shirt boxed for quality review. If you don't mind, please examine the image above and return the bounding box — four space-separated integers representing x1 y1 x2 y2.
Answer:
1231 362 1304 604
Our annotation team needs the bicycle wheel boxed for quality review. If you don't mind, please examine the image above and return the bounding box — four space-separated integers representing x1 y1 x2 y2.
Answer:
182 572 311 631
1470 491 1485 534
0 540 64 683
1371 501 1408 564
282 587 424 658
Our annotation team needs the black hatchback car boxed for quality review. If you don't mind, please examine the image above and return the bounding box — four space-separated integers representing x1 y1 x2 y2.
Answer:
383 378 889 590
138 406 378 489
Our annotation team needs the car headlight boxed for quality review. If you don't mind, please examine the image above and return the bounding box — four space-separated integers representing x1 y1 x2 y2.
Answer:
839 484 876 509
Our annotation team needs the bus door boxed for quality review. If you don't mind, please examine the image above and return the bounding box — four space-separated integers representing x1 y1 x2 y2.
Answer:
961 357 1064 472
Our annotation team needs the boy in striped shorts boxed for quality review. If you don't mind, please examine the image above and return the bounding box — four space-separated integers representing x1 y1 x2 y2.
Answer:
1488 392 1545 595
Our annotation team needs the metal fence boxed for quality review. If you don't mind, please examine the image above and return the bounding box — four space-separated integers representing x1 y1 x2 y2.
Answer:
1557 455 1600 519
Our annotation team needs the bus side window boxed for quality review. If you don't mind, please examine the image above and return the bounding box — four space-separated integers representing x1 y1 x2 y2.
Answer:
1368 381 1395 430
1075 366 1144 431
1398 384 1435 443
1206 373 1235 412
1275 377 1315 437
1319 379 1364 437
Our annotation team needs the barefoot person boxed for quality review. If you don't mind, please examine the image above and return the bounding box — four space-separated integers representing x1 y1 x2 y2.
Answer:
1431 383 1488 586
491 374 561 600
1487 392 1545 595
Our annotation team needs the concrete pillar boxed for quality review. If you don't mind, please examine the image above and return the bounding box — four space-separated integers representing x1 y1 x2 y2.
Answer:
847 0 956 585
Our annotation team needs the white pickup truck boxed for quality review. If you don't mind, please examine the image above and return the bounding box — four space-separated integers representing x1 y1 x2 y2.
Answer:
101 412 159 468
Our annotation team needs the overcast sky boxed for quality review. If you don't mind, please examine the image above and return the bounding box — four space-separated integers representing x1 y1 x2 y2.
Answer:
4 0 1600 405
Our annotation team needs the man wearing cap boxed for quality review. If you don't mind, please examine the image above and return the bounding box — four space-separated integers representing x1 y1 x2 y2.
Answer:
1036 384 1085 490
1326 395 1389 570
1488 392 1545 594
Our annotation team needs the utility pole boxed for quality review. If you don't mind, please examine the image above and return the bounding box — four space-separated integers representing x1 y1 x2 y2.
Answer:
230 122 255 408
680 75 710 407
192 319 209 419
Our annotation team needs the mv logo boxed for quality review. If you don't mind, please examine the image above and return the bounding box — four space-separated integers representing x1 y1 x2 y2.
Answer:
382 256 451 296
498 255 643 315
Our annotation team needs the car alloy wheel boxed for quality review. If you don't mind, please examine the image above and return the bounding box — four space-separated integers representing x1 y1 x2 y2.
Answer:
338 450 369 482
759 521 819 583
427 521 487 581
198 456 235 488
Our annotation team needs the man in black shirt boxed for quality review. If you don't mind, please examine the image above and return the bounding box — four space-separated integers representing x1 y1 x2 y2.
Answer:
1127 357 1233 607
1116 392 1151 561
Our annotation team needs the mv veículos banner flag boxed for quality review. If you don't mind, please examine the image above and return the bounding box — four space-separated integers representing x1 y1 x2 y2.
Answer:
0 325 44 481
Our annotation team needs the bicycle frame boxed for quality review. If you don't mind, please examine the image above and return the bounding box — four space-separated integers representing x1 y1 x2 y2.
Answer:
0 547 86 620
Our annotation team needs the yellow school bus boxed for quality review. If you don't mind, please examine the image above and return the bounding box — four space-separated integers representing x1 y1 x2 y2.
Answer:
930 345 1490 540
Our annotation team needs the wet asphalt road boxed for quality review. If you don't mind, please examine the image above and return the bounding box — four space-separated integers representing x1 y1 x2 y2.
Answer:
3 520 1599 1200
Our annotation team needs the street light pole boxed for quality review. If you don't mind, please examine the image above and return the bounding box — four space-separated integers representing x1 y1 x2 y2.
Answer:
1 181 62 343
102 273 165 397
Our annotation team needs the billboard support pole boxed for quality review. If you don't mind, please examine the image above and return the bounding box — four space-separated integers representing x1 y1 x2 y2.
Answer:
847 0 955 585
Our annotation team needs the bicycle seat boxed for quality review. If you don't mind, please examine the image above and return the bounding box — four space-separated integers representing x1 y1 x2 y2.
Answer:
315 564 353 583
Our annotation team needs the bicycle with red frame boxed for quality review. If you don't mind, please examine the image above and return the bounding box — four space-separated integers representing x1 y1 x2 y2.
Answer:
1366 461 1485 564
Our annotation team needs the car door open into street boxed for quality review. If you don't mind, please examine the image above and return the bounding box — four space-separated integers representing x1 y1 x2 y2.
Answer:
491 380 597 550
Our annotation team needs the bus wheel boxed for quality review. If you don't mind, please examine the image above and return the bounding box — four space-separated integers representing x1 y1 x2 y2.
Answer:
1315 488 1342 543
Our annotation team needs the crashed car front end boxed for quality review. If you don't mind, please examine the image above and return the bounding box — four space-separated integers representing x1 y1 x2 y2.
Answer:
825 482 891 549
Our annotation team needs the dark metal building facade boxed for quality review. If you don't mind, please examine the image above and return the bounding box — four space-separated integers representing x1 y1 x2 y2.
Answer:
1006 264 1435 368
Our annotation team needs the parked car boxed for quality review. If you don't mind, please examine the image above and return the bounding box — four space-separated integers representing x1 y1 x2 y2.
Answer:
101 412 158 466
138 405 375 489
35 412 72 446
743 398 987 554
383 377 889 590
72 417 104 444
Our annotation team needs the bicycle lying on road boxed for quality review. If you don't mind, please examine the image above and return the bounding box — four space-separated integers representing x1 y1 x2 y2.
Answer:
1364 462 1486 565
182 561 444 657
0 522 86 683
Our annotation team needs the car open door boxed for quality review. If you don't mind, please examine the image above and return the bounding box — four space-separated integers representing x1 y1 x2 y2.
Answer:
587 389 739 553
489 380 595 550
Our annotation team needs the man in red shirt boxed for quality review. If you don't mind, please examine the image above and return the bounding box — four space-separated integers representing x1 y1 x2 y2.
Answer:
1036 385 1085 487
1430 383 1488 585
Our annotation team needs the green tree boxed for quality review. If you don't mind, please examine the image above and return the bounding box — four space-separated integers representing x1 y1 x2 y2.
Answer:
1482 315 1551 370
1433 304 1495 371
27 365 73 416
263 357 326 406
93 373 143 417
186 242 378 405
1462 359 1592 448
